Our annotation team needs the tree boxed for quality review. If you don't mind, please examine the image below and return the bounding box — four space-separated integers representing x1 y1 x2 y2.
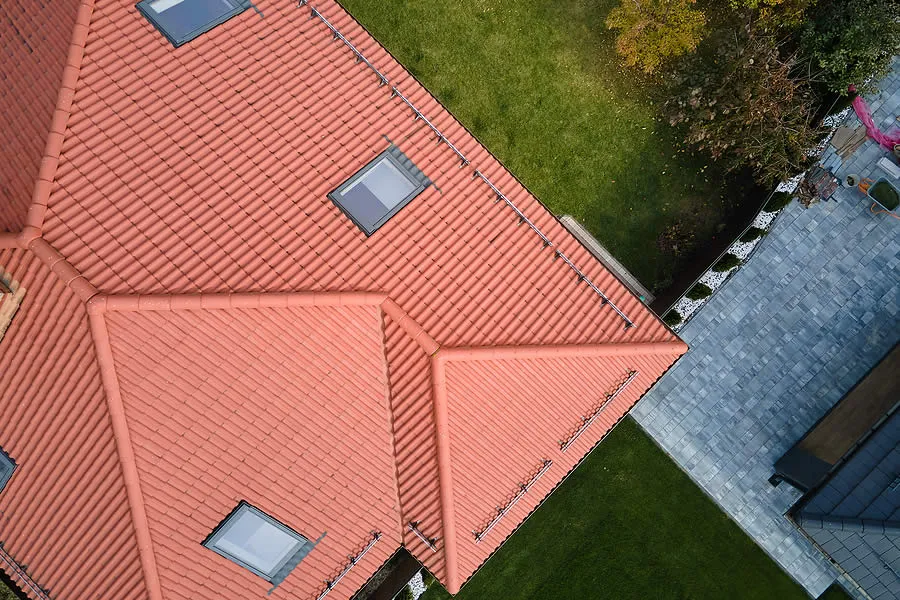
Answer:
801 0 900 94
729 0 812 27
665 22 823 185
606 0 706 74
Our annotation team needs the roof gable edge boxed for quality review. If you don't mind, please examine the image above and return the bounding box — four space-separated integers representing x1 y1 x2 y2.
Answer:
429 353 461 594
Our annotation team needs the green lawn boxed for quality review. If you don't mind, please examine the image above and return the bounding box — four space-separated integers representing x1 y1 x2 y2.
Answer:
341 0 756 291
818 584 853 600
0 581 16 600
418 418 812 600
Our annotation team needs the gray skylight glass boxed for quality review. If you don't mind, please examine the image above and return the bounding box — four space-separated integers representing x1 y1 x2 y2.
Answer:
0 448 15 493
329 146 431 235
203 502 314 582
136 0 248 47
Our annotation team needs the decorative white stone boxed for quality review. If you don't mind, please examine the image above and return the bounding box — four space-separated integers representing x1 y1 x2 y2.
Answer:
776 173 804 193
822 107 852 128
408 571 426 600
753 210 778 230
670 212 778 331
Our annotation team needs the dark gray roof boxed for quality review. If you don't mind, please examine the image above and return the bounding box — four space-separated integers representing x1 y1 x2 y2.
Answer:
795 410 900 600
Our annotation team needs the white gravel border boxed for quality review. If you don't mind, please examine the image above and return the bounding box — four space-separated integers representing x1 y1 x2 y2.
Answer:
670 209 779 329
667 104 850 331
408 571 426 600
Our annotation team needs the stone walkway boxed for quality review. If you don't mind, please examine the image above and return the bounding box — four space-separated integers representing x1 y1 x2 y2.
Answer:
633 63 900 598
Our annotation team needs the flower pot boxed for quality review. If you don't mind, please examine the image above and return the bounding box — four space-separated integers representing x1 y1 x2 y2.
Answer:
843 173 860 188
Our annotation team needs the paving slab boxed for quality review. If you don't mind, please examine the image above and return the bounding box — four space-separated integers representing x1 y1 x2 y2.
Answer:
633 60 900 598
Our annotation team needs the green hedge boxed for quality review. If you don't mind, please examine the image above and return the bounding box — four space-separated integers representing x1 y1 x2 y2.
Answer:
827 91 858 118
739 227 767 243
663 310 683 327
686 283 713 301
422 571 436 587
765 192 793 212
713 253 741 272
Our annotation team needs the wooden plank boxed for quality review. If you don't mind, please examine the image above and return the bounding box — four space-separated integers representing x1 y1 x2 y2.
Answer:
797 344 900 465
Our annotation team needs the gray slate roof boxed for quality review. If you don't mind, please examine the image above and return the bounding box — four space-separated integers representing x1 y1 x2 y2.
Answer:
795 411 900 600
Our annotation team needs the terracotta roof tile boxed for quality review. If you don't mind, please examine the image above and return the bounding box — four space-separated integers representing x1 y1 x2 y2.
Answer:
91 295 401 600
0 0 687 598
0 249 148 600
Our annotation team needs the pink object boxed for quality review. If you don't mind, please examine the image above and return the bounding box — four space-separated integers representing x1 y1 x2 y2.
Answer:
0 1 688 599
850 85 900 150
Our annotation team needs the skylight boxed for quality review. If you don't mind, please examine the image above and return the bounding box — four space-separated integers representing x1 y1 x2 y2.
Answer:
0 448 15 493
136 0 248 47
203 502 316 583
329 146 430 235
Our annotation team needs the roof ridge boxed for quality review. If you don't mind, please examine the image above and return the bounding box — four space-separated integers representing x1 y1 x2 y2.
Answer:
85 291 388 314
428 353 460 594
19 0 96 245
381 298 440 356
27 238 97 301
87 308 164 600
795 513 900 536
374 309 409 554
437 340 687 363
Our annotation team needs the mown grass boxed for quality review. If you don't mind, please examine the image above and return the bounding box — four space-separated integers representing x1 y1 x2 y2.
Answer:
817 583 853 600
418 418 813 600
0 581 17 600
340 0 758 291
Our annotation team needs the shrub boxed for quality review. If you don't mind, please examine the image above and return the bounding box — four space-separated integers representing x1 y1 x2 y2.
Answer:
729 0 812 27
826 90 858 118
422 570 436 587
765 191 793 212
801 0 900 95
739 227 766 243
686 282 713 300
396 586 414 600
663 310 683 327
665 24 822 185
606 0 706 74
713 253 741 272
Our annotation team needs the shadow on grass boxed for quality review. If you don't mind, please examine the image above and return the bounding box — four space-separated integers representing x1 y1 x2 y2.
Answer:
340 0 762 293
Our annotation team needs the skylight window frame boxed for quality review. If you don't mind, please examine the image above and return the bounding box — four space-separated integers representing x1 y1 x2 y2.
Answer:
328 146 430 236
202 501 313 582
0 448 16 493
136 0 249 48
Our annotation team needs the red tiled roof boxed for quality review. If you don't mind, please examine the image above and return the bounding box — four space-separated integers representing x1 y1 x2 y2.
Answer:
0 249 149 600
88 293 402 600
0 0 89 234
0 0 687 598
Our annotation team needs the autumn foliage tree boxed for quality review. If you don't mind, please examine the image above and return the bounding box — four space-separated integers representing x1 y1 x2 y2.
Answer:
729 0 812 27
606 0 706 74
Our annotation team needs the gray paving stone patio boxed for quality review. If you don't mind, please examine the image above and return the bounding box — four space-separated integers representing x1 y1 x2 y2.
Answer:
633 61 900 598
